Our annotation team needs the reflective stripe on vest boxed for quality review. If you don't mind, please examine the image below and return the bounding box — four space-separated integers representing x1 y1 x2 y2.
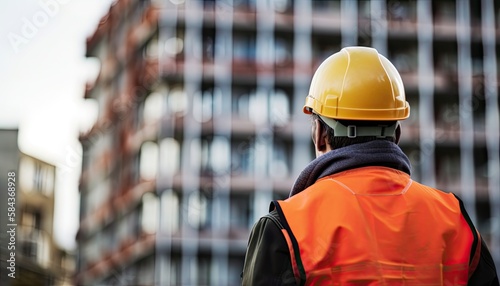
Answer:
274 166 477 285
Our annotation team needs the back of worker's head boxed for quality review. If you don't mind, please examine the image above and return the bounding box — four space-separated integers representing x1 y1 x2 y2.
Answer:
304 46 410 150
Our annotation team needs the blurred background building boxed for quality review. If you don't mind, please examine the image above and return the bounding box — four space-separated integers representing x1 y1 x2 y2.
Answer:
0 130 73 285
15 154 75 286
76 0 500 285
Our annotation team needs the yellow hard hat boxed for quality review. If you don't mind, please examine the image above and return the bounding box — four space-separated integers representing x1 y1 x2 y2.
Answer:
304 46 410 121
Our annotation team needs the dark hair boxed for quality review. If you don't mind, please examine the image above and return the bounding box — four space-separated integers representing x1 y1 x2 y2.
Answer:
311 113 396 149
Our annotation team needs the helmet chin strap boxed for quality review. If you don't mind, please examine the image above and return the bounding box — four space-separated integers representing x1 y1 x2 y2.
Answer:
318 115 399 138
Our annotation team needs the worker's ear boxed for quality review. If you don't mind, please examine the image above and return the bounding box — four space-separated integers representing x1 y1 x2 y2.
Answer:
313 119 329 157
394 123 401 144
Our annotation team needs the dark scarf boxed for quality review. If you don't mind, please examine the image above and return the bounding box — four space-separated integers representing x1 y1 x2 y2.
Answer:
289 140 411 197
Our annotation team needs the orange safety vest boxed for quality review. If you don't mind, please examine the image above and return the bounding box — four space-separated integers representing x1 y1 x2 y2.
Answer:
273 166 480 285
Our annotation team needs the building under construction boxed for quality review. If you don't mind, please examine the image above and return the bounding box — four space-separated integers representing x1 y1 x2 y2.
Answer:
76 0 500 284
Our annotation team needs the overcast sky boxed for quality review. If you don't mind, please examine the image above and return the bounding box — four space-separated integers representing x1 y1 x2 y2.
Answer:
0 0 113 250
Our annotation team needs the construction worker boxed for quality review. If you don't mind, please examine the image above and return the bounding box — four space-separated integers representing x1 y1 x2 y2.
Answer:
241 47 499 285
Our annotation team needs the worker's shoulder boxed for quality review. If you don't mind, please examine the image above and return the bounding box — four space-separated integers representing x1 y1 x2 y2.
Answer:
249 209 284 232
410 179 458 197
404 180 468 212
261 209 284 230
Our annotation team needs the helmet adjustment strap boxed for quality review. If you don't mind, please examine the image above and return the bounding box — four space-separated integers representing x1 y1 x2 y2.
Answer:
318 115 399 138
